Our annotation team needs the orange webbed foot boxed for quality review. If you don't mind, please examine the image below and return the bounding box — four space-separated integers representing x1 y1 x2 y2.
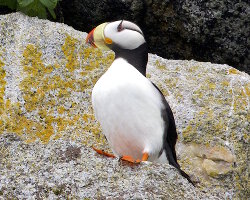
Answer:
142 152 149 161
119 155 141 164
92 146 116 158
119 153 149 164
92 146 149 164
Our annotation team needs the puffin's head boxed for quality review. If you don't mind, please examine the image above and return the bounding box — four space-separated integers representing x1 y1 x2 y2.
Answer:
86 20 146 51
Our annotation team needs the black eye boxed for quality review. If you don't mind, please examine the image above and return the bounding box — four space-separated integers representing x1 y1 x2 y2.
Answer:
117 20 124 32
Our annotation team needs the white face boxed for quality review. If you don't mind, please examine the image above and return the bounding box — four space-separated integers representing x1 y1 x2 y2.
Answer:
104 20 146 50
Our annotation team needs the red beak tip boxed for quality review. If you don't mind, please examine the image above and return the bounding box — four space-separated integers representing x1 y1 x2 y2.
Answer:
86 28 96 47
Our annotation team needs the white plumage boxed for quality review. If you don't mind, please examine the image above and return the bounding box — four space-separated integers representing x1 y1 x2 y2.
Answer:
92 58 167 162
104 21 145 50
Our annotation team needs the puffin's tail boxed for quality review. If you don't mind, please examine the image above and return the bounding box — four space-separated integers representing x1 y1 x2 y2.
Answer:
165 142 195 186
164 103 195 186
151 82 195 186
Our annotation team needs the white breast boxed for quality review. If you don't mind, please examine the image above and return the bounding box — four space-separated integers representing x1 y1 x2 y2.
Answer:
92 58 165 161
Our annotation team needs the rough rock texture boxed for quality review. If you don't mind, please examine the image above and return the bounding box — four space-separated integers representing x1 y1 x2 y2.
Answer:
0 12 249 199
60 0 250 74
0 134 212 199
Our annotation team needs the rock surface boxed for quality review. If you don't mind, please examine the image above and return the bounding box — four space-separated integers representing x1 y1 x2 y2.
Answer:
0 133 210 199
60 0 250 74
0 12 249 199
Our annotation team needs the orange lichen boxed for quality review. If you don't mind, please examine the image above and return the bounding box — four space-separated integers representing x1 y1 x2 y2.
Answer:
0 34 114 145
19 44 74 143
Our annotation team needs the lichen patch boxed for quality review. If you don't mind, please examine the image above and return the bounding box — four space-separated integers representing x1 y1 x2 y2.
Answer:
0 35 114 146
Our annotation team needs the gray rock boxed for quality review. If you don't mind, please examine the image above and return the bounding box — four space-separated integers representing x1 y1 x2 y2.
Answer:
60 0 250 73
0 133 211 199
0 12 249 199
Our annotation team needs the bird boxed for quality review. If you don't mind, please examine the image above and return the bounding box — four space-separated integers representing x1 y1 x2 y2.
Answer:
86 20 194 186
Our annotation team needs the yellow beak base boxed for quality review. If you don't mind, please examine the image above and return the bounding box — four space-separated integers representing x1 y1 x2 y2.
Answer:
93 23 110 51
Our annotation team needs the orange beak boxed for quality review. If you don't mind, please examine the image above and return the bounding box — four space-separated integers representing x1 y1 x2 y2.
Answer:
85 23 110 50
86 28 97 48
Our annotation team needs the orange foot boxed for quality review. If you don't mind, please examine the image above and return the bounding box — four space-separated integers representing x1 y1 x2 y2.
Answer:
119 155 141 164
92 146 149 164
92 146 116 158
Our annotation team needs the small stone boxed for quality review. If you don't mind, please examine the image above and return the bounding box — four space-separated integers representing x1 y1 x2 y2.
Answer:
202 159 232 178
206 146 235 163
189 143 207 158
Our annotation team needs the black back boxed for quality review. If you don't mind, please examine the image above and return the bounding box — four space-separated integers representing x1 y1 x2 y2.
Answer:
152 83 195 186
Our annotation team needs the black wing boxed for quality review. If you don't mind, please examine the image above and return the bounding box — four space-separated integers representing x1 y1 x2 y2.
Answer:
152 82 195 186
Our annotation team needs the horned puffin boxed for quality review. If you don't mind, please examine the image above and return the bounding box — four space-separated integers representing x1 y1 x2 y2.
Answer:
86 20 194 185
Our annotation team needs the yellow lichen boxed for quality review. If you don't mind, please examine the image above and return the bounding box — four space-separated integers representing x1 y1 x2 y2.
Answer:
209 83 216 90
58 106 65 114
188 65 199 73
245 83 250 97
61 34 80 72
0 34 114 146
155 60 166 70
182 125 193 140
221 81 229 87
164 77 178 88
0 55 6 133
228 68 239 74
